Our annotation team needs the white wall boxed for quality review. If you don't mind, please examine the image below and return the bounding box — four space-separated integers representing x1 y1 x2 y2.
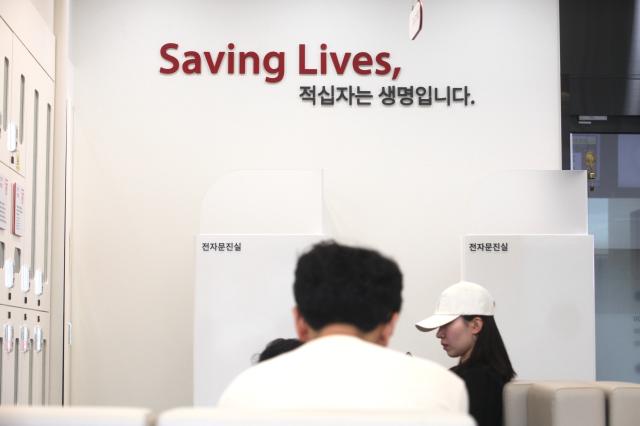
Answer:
68 0 561 412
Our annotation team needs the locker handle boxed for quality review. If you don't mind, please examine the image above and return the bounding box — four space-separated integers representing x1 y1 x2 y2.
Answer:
20 264 29 293
34 326 42 353
2 56 7 131
19 325 29 353
34 269 43 296
19 75 24 144
6 121 16 152
67 322 72 346
3 323 13 353
4 257 13 288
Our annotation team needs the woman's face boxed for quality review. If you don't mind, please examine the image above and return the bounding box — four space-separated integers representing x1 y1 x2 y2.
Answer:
435 317 480 360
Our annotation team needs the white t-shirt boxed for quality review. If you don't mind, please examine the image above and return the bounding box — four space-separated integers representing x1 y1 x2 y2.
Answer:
218 335 468 413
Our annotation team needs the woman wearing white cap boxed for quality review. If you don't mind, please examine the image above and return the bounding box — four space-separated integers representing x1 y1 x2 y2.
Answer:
415 281 515 426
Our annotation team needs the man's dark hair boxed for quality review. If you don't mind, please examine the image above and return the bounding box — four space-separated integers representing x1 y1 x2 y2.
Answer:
257 338 303 363
293 241 403 332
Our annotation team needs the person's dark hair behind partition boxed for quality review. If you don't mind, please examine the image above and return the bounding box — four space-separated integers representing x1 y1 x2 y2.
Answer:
257 338 303 363
293 241 403 333
456 315 516 382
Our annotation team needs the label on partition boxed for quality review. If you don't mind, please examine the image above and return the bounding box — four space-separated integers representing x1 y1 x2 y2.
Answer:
0 175 8 230
12 183 24 237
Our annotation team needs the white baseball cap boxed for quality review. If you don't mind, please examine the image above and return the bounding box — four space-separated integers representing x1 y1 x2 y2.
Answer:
415 281 495 332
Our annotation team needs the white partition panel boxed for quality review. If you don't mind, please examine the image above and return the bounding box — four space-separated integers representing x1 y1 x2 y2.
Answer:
462 235 595 380
464 170 588 235
462 170 595 380
194 234 323 405
195 170 325 405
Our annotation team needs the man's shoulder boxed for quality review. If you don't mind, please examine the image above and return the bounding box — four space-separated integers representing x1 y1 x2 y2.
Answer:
388 349 464 382
312 336 464 382
217 354 292 407
218 337 467 410
355 340 446 370
343 339 466 388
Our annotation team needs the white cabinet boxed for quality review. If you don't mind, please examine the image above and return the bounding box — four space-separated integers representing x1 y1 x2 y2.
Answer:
0 11 55 406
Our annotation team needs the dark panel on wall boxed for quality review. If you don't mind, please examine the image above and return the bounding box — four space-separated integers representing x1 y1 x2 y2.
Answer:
561 0 640 168
560 0 640 78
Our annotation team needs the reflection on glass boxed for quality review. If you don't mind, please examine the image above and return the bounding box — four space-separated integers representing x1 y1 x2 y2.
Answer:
571 133 640 382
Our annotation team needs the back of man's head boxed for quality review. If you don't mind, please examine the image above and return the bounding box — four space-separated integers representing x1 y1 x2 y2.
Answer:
293 241 403 335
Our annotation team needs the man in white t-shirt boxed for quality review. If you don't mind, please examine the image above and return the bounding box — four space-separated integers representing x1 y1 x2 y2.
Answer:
218 241 468 413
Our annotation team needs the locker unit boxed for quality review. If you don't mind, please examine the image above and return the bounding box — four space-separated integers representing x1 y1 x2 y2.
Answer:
0 9 55 407
0 305 49 406
0 17 54 313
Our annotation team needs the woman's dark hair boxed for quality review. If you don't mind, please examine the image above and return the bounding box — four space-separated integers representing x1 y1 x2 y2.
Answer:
460 315 516 382
257 338 303 363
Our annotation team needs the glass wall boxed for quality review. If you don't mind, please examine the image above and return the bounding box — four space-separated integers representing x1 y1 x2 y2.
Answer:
571 133 640 382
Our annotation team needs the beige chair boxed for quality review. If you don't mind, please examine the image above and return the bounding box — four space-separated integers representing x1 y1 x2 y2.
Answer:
0 406 152 426
503 381 533 426
504 380 640 426
593 381 640 426
157 408 476 426
526 382 606 426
